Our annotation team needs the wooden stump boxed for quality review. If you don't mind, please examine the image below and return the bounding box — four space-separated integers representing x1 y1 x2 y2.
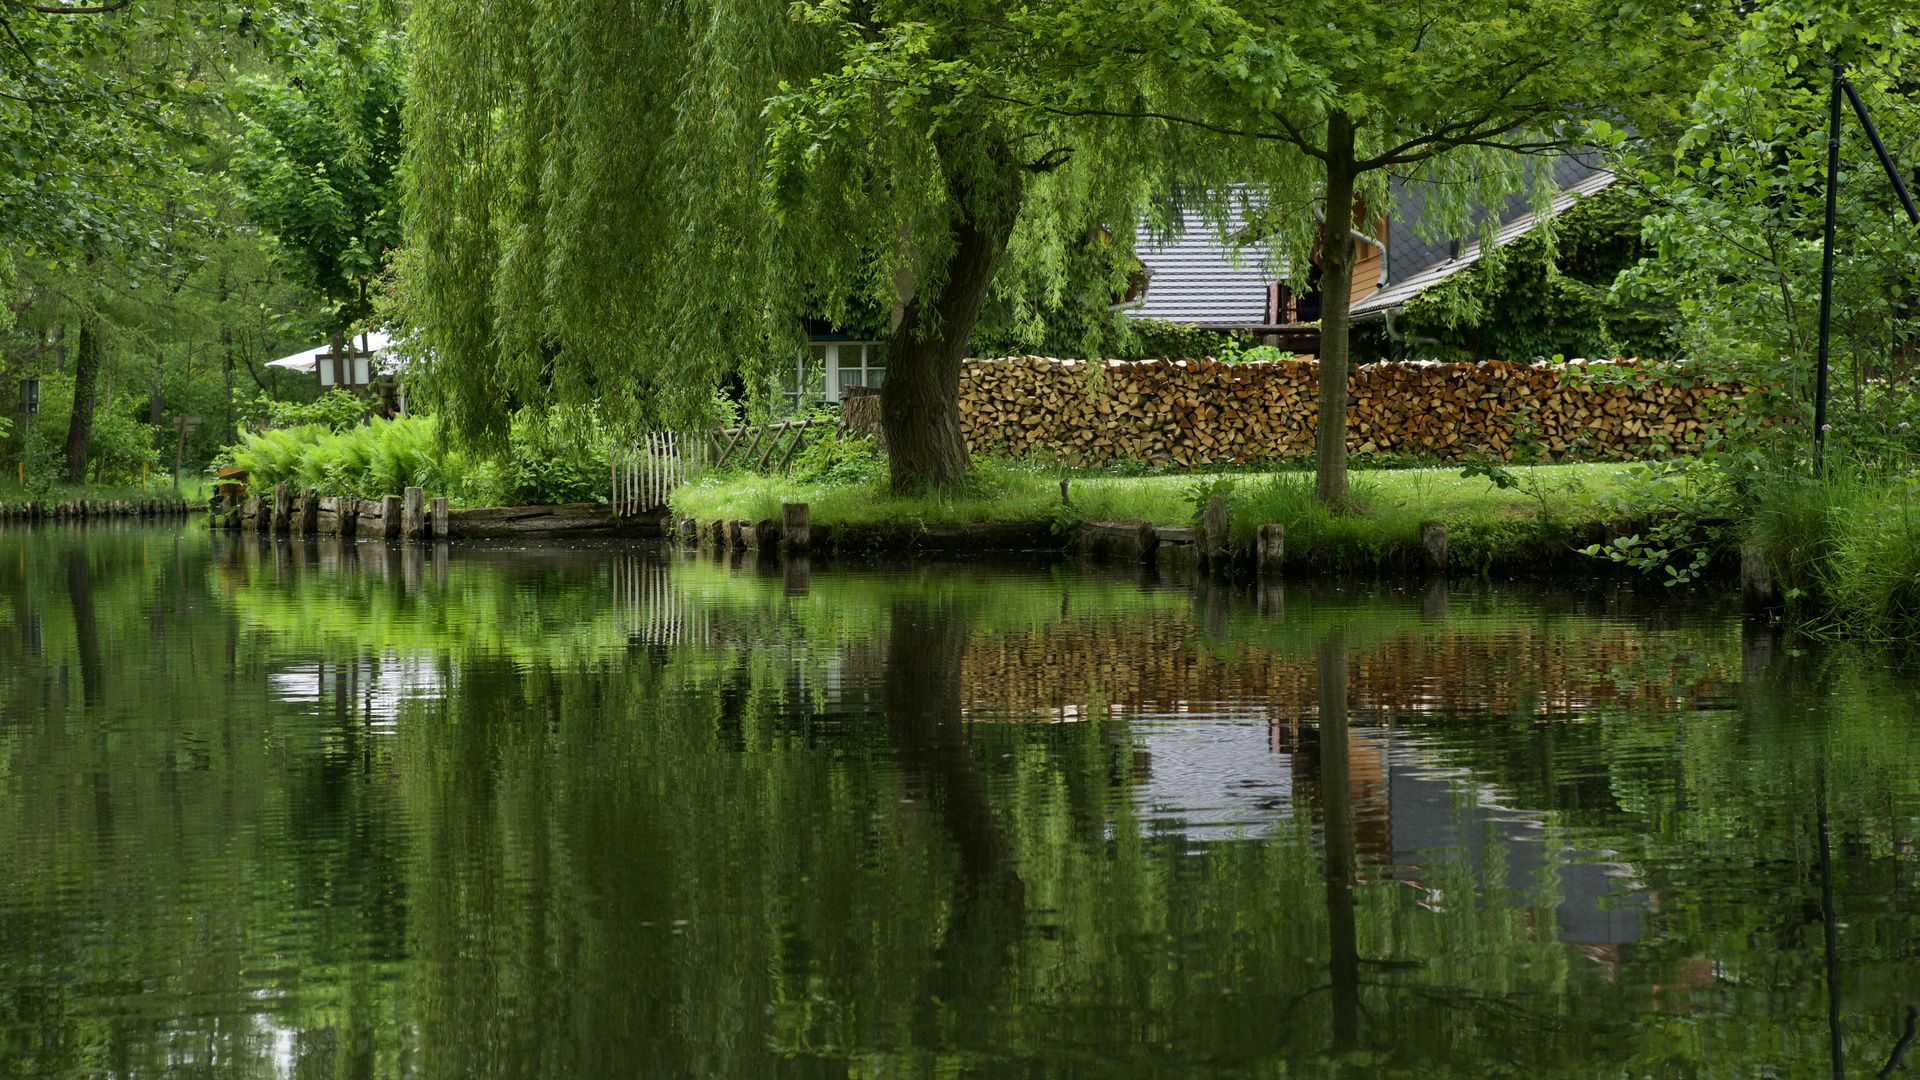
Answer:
430 496 449 540
403 487 425 540
1257 523 1285 574
1419 521 1448 572
381 495 402 539
838 387 888 453
781 503 811 551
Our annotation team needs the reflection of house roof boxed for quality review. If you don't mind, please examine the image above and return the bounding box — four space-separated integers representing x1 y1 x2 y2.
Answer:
1350 169 1617 319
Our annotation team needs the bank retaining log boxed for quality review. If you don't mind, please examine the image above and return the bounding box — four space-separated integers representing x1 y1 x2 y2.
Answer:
0 498 193 521
958 356 1753 466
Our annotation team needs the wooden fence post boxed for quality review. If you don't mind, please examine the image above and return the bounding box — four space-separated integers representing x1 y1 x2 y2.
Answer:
1257 523 1285 574
1201 496 1228 575
381 495 402 539
271 484 291 534
403 487 425 539
781 502 810 551
1419 521 1448 572
430 496 449 540
298 489 319 535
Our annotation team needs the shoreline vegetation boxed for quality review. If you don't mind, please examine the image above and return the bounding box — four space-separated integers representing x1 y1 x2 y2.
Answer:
672 459 1639 571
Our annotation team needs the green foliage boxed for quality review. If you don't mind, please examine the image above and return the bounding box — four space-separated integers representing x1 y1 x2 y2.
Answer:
220 407 615 506
233 48 407 332
1579 455 1753 585
1399 186 1672 362
226 416 445 499
1115 319 1239 361
1601 0 1920 431
1181 474 1238 526
790 429 886 488
238 389 369 434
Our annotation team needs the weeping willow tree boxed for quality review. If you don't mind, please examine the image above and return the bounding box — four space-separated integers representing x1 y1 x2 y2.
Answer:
405 0 1174 490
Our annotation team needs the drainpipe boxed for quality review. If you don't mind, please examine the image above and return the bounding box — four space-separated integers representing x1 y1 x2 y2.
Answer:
1350 306 1439 345
1384 308 1438 345
1314 207 1389 290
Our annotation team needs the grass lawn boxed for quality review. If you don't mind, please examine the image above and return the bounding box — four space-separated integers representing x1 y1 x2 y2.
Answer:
672 460 1638 562
0 476 211 505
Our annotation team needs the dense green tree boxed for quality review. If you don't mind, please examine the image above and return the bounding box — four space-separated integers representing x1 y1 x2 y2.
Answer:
993 0 1713 504
406 0 1163 490
234 44 405 333
1605 0 1920 454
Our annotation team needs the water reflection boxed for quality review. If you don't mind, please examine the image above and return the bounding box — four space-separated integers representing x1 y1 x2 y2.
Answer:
2 526 1919 1077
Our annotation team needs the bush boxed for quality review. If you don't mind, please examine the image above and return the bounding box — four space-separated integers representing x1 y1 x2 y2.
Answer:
238 389 369 434
218 407 614 506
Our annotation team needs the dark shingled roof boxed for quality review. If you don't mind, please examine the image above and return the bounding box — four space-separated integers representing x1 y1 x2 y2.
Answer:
1123 152 1611 329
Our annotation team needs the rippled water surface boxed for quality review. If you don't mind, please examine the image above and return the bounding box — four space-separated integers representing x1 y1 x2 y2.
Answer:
3 525 1919 1078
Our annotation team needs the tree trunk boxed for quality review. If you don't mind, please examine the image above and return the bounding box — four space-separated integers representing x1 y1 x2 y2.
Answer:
882 133 1023 493
151 349 166 450
1315 113 1358 507
63 315 104 485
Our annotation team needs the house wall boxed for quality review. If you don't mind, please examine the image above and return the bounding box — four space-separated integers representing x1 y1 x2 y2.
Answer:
957 355 1754 466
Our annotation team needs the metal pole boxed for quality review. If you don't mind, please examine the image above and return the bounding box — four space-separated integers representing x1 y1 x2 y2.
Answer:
1840 78 1920 226
1814 69 1842 473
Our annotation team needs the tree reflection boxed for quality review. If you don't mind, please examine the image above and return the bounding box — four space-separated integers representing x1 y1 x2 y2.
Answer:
883 601 1026 1011
1317 628 1362 1054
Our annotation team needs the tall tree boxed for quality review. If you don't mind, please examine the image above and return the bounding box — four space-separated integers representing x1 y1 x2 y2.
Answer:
406 0 1150 490
999 0 1712 503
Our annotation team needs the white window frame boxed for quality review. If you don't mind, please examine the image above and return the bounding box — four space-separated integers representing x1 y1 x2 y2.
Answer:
785 340 887 411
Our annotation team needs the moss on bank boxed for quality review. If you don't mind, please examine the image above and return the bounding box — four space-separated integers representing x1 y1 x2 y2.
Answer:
671 461 1635 569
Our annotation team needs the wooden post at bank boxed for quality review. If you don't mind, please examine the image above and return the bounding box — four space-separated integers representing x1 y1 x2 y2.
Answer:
298 489 319 535
1419 521 1448 572
271 484 291 534
754 518 780 552
430 496 449 540
381 495 402 539
338 497 358 538
1202 496 1229 576
402 487 425 540
781 503 810 551
1741 539 1774 611
1258 523 1285 574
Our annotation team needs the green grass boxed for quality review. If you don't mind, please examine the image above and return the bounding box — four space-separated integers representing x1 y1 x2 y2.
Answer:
0 476 211 504
671 459 1636 565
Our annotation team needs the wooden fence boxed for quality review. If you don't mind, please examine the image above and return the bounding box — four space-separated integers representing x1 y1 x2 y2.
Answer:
611 432 701 517
707 416 822 472
611 418 826 517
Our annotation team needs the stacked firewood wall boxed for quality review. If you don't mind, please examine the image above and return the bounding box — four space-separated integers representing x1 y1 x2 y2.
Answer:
957 356 1752 464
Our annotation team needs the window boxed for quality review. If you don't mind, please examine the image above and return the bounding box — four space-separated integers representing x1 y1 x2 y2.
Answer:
784 341 887 412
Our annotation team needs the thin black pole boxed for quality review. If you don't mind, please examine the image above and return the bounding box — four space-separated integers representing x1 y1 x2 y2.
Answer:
1814 69 1842 473
1840 79 1920 226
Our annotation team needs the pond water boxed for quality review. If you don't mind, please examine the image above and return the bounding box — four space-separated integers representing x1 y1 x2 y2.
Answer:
2 525 1918 1078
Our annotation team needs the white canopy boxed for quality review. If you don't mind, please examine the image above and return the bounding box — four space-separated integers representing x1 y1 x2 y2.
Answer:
264 330 396 372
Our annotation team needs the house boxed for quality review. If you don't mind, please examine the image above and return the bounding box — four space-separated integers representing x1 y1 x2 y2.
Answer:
1125 155 1614 353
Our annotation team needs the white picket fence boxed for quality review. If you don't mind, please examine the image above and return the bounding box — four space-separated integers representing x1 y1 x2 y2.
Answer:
610 432 701 517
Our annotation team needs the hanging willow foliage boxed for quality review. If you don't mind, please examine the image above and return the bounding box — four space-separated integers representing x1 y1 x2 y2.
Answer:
405 0 1182 477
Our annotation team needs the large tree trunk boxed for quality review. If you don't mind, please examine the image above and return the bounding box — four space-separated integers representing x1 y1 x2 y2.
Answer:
1315 113 1358 507
63 315 104 485
882 133 1023 493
